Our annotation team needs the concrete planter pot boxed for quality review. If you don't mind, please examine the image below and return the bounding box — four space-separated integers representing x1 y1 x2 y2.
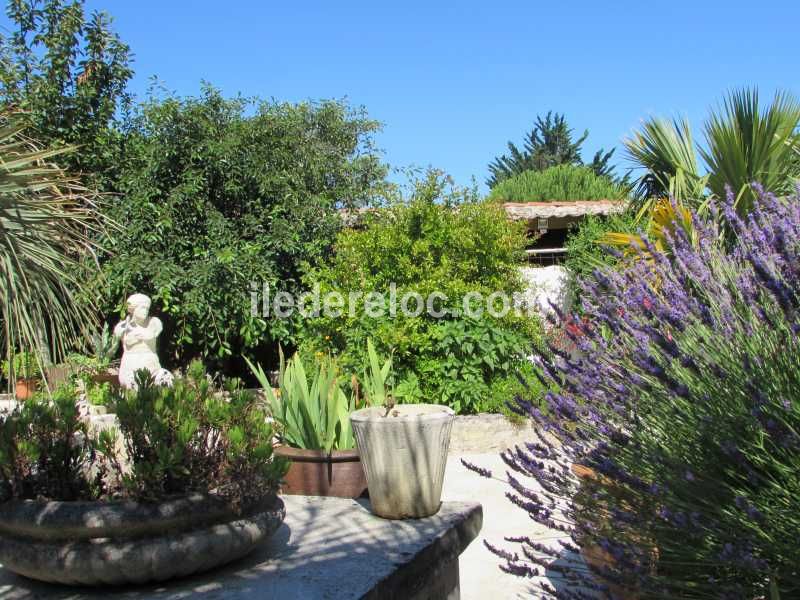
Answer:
0 493 285 586
350 404 455 519
274 446 367 498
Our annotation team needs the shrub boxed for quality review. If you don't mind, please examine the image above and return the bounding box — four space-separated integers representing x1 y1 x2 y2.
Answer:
0 365 286 506
0 386 101 502
105 363 285 505
96 87 388 373
562 210 637 308
467 188 800 598
1 351 43 381
487 164 626 203
298 172 542 414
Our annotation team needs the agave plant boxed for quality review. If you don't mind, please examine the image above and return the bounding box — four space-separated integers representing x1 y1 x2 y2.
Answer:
247 350 358 452
0 114 108 372
626 88 800 212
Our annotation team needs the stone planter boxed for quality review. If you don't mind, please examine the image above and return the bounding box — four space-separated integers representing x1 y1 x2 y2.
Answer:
274 446 367 498
0 493 285 586
350 404 454 519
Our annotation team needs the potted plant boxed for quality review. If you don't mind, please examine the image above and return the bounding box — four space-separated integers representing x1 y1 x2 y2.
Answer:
350 340 455 519
1 351 42 401
0 362 287 586
247 351 368 498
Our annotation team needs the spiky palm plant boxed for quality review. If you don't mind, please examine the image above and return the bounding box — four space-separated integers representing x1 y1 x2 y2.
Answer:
0 115 107 376
625 88 800 213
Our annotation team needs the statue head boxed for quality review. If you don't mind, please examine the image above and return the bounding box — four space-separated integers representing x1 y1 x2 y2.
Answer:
126 293 151 325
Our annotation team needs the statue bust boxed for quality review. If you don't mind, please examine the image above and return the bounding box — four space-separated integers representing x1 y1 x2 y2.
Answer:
113 293 173 389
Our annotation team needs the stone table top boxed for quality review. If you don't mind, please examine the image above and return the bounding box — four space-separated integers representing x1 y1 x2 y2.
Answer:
0 496 482 600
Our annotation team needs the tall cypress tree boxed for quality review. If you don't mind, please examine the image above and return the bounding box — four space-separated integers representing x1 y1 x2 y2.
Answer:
487 111 615 188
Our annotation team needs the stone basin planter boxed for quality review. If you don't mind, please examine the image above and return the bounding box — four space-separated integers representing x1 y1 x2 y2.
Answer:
0 493 285 586
274 446 367 498
351 404 455 519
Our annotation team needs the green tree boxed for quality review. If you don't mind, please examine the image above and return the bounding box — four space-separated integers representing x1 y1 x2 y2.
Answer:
299 171 542 414
487 111 615 187
97 86 388 373
0 0 133 179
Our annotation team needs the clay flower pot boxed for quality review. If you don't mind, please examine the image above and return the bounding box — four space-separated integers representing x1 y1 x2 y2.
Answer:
350 404 455 519
274 446 367 498
571 463 656 600
0 493 285 586
14 377 38 401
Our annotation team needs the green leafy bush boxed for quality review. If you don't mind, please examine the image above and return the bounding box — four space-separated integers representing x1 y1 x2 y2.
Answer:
86 381 113 407
562 210 638 308
1 351 42 381
0 386 102 502
299 172 542 414
248 351 359 452
105 363 285 504
96 86 388 373
0 365 285 506
476 360 547 417
487 164 627 202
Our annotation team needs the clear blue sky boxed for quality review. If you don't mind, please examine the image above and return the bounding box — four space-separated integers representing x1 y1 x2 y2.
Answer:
10 0 800 192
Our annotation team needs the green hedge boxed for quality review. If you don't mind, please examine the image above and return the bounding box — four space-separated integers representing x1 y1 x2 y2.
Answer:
488 164 626 202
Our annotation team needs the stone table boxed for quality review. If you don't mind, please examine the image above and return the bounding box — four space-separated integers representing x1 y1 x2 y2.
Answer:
0 496 482 600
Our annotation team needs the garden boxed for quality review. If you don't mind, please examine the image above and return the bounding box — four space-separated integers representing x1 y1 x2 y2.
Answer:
1 1 799 599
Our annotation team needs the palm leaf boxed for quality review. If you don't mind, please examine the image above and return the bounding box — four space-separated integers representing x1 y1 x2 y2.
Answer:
0 114 111 378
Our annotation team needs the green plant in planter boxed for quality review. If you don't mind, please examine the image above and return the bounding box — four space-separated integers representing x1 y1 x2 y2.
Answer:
357 339 397 414
0 365 285 509
0 386 103 502
86 381 113 407
247 351 358 452
1 351 43 382
89 323 119 369
103 362 285 505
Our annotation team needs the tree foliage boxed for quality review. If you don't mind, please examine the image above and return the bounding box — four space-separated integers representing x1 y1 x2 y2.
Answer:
487 111 616 187
0 0 133 178
95 87 388 373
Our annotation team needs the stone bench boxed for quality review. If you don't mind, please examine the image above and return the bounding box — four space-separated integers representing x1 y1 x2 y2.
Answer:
0 496 482 600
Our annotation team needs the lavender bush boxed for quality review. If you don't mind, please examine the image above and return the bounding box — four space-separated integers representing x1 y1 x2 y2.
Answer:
467 187 800 599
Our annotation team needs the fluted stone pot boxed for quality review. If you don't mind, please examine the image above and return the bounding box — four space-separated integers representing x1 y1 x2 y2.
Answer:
350 404 455 519
0 493 285 586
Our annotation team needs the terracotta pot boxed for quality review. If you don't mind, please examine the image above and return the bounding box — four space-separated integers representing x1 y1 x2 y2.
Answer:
14 378 38 401
275 446 367 498
571 462 655 600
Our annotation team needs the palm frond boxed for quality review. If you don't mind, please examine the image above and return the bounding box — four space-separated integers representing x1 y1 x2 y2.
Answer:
0 114 110 367
702 88 800 213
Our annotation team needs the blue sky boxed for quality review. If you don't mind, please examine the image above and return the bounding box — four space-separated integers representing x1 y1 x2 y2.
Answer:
8 0 799 192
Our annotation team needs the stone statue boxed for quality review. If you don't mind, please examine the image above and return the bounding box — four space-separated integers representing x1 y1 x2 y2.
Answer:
114 293 173 389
